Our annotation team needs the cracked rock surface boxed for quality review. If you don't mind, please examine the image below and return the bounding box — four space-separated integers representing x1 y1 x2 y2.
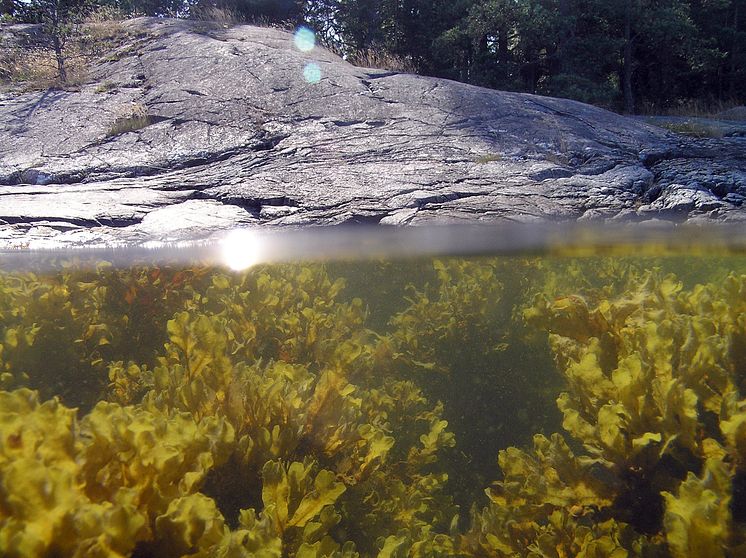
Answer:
1 17 745 247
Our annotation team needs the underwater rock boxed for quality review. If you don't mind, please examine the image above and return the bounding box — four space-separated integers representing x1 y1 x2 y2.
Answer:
1 19 745 247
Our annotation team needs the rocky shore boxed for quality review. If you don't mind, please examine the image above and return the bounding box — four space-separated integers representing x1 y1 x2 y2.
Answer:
1 18 745 248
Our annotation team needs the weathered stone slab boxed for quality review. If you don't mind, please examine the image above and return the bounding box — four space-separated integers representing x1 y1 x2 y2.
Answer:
1 17 745 247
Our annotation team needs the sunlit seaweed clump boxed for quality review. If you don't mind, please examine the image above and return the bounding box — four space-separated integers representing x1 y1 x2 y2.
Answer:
1 257 746 557
487 268 746 557
0 262 466 557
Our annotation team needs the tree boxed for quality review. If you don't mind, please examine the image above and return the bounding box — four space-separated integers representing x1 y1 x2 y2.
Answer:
9 0 733 108
24 0 90 83
629 0 706 110
335 0 385 50
463 0 520 88
1 0 20 19
302 0 339 46
688 0 746 101
305 0 746 109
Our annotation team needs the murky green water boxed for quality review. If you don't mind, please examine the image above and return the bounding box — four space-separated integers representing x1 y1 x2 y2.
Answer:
1 245 745 556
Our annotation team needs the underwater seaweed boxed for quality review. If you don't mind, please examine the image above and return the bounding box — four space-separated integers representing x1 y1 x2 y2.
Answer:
0 388 228 556
514 268 746 555
122 263 460 555
462 431 663 557
1 256 746 557
0 264 210 410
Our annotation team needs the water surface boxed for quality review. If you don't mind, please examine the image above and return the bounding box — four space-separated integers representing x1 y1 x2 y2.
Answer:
1 226 744 557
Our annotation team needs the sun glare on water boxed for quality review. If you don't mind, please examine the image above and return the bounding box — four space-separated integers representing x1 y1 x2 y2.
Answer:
221 230 266 270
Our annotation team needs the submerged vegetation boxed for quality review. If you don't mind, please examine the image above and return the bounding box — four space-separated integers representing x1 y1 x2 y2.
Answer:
1 255 746 556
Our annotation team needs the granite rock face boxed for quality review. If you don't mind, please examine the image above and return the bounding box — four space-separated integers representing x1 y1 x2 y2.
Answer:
1 18 745 247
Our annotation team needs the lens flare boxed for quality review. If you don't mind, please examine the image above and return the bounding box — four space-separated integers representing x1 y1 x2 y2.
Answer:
303 63 322 84
221 230 264 270
294 26 315 52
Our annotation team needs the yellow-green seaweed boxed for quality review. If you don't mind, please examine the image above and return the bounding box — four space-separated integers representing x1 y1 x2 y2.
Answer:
0 256 745 557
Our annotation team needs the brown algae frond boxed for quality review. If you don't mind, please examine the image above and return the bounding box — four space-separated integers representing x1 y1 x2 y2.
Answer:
0 257 745 557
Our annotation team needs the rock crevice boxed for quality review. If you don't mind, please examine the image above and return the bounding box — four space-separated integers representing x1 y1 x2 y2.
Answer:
1 17 745 247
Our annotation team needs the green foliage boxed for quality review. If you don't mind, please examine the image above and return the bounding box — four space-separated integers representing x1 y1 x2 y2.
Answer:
5 0 744 106
303 0 745 109
94 79 117 93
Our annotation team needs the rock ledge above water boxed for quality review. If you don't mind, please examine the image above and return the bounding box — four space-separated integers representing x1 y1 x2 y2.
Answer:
1 18 745 248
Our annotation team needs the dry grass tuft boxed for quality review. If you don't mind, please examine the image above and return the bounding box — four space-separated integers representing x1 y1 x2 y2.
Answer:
1 11 143 92
188 6 243 26
0 42 89 90
94 80 118 93
475 153 502 164
659 120 725 139
84 6 130 24
340 47 417 73
106 102 151 136
640 98 743 119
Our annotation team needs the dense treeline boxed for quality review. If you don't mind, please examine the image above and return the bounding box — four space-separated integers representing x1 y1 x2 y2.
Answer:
2 0 744 112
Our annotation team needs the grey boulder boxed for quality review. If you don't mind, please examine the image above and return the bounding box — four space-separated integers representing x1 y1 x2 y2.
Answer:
1 17 745 248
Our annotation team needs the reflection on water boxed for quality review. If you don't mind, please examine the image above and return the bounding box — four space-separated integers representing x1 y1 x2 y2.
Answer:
0 244 745 556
